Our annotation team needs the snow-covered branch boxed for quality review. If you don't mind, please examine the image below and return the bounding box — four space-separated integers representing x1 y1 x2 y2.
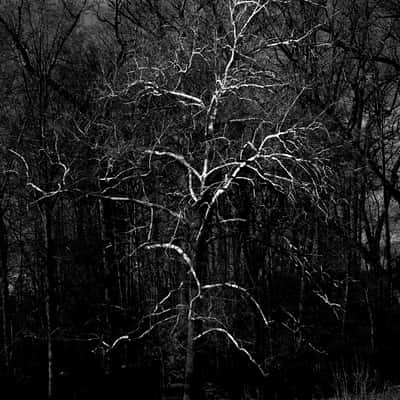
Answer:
194 327 269 378
202 282 273 329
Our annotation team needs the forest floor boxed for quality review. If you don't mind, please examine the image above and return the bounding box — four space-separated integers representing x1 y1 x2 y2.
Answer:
326 385 400 400
328 385 400 400
161 382 400 400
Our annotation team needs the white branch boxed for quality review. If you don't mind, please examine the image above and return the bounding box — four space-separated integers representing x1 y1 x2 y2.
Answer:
266 24 323 49
154 282 184 313
165 90 205 108
194 327 269 378
146 149 201 202
201 282 273 329
104 314 178 351
145 243 200 298
136 315 178 339
96 194 182 220
9 149 66 200
123 80 204 108
314 291 342 309
107 335 129 350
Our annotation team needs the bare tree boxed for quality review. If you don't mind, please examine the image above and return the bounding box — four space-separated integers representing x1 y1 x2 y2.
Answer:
95 1 329 398
2 1 90 397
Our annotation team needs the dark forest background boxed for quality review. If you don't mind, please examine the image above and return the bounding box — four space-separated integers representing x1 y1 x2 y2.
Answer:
1 0 400 399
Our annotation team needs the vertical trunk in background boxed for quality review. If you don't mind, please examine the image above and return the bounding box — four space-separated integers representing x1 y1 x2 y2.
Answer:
379 93 392 302
341 263 349 339
363 288 375 351
98 199 110 304
383 177 392 300
294 219 307 350
98 197 121 335
183 280 195 400
0 207 9 372
342 172 362 339
266 247 274 359
183 214 210 400
297 259 305 349
186 84 218 398
43 202 57 400
341 190 351 339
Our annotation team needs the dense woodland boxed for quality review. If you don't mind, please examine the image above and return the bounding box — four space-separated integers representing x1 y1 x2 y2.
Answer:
1 0 400 399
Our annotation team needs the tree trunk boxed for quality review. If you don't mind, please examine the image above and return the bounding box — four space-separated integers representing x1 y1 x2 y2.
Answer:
364 288 375 351
98 198 121 309
341 263 350 340
0 207 9 373
43 203 56 400
183 283 195 400
183 231 208 400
